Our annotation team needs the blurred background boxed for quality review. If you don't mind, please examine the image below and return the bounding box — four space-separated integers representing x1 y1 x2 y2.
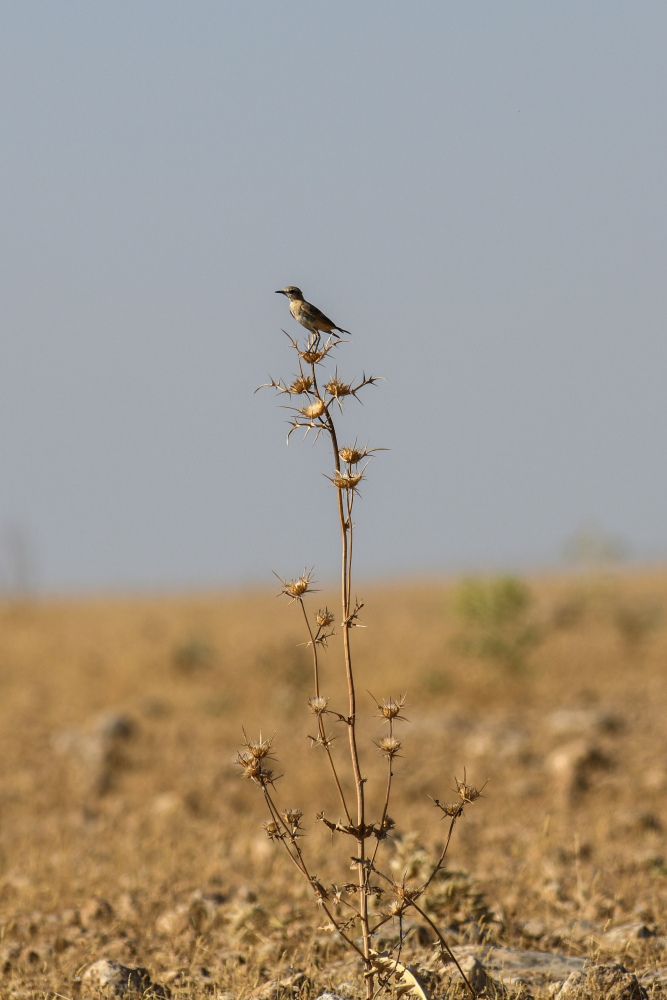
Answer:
2 10 667 995
0 1 665 593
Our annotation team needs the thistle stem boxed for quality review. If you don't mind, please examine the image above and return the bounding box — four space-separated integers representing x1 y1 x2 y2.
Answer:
299 599 351 823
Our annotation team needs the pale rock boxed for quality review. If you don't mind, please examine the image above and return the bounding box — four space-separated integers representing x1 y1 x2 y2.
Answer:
548 708 620 735
549 920 598 946
601 922 655 947
554 962 647 999
451 946 586 986
550 972 582 997
442 955 498 994
521 919 546 940
152 791 183 816
547 739 609 801
642 765 667 790
0 943 20 973
20 944 52 966
250 973 309 999
83 959 170 998
115 892 139 920
162 969 188 985
465 723 528 762
188 889 226 933
80 897 114 928
193 966 213 983
55 710 135 796
155 905 189 936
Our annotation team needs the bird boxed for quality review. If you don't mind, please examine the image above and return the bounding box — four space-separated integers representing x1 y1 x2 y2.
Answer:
275 286 351 339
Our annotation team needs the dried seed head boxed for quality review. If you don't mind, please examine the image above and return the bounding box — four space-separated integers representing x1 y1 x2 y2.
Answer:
236 734 277 785
310 879 329 904
303 398 325 419
339 446 366 465
455 774 486 803
288 374 313 395
435 801 464 817
235 752 273 783
381 815 396 835
236 751 254 772
387 898 406 917
275 568 316 600
377 694 408 722
395 885 421 904
300 348 325 364
263 820 281 840
282 808 304 830
325 377 353 399
377 736 402 758
243 734 276 760
331 470 364 490
316 608 335 628
308 695 329 715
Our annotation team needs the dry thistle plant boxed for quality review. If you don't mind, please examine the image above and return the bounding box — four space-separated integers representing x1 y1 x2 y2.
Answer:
247 326 481 999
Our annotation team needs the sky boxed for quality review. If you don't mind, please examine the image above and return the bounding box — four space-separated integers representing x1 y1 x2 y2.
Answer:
0 1 665 592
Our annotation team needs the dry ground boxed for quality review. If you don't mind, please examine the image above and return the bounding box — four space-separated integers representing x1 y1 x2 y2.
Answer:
1 569 667 998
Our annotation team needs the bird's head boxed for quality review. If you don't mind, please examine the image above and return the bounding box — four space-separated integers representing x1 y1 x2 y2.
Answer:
275 286 304 301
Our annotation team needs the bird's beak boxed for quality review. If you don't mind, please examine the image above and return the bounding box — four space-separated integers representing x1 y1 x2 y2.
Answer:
275 289 287 295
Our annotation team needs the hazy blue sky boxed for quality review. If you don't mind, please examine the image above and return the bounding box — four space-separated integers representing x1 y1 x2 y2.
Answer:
0 1 665 592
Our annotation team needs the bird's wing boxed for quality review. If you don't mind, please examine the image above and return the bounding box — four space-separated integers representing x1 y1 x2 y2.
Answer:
301 300 335 326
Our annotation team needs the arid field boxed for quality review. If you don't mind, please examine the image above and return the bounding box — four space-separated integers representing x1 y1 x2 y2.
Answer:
2 568 667 998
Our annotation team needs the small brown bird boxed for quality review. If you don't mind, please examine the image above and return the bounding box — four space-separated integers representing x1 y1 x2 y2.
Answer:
275 286 351 339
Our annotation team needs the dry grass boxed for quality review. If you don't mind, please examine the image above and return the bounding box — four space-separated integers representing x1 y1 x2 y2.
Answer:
1 568 667 998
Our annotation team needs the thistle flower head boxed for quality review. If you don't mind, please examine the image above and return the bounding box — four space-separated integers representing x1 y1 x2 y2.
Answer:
242 732 276 760
339 445 367 465
434 801 464 817
325 377 352 400
455 773 486 804
300 348 326 364
235 751 275 785
316 608 335 628
303 398 325 420
282 808 304 835
375 694 408 723
289 374 313 395
263 820 282 840
293 332 339 366
393 885 421 904
387 898 406 917
331 470 364 491
236 751 254 771
308 695 329 715
275 568 317 601
376 736 402 758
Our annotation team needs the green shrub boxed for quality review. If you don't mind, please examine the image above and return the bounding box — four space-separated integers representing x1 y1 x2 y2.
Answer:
453 576 541 671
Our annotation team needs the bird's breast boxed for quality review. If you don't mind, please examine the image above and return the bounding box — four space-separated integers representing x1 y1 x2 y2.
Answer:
290 301 311 327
